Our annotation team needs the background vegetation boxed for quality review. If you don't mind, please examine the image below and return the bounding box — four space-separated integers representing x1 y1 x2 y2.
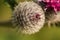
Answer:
0 0 60 40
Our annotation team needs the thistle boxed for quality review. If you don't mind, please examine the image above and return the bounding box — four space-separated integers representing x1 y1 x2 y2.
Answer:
43 0 60 27
12 1 45 34
33 0 60 27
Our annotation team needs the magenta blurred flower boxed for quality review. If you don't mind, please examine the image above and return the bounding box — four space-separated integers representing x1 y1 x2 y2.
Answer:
43 0 60 12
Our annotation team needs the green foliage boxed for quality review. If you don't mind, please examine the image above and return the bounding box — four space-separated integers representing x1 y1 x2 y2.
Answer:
4 32 18 40
4 0 18 10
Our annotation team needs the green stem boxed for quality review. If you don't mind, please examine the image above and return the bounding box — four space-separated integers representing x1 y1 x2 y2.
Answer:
0 20 12 27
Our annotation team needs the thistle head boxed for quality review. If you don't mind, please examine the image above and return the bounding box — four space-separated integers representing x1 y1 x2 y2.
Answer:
34 0 60 13
12 1 45 34
43 0 60 12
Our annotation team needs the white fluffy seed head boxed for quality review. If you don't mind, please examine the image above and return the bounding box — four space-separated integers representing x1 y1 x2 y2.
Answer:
45 10 60 27
47 11 60 23
12 1 45 34
54 12 60 23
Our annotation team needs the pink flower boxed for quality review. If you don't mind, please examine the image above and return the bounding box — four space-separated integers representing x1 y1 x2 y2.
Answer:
43 0 60 12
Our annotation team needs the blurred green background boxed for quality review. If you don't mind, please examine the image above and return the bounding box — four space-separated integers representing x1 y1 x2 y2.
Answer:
0 0 60 40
